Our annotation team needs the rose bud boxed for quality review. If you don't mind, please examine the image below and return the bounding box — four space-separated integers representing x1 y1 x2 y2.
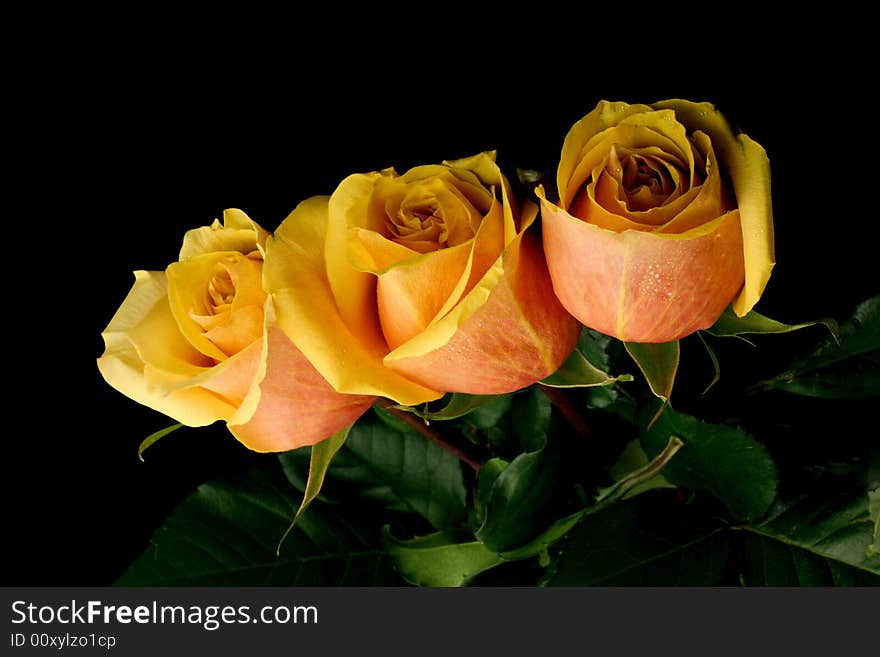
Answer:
538 99 774 343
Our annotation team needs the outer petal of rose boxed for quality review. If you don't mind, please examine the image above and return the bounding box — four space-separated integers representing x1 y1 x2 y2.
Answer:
652 99 774 315
267 196 441 405
169 339 263 408
116 271 214 377
377 241 473 350
539 192 745 343
179 209 269 261
228 324 375 452
727 135 774 315
324 172 391 355
348 228 419 273
97 270 239 426
385 228 579 393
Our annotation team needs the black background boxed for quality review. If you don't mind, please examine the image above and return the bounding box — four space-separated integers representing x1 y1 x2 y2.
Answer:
7 29 878 585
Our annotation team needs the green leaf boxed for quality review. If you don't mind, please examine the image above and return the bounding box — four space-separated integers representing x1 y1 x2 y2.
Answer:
476 389 562 551
696 332 721 395
501 437 683 562
578 328 614 372
383 527 504 586
763 360 880 399
740 535 879 585
490 436 683 563
544 494 732 586
117 464 402 585
544 485 880 586
868 488 880 559
624 341 680 410
275 426 350 555
786 296 878 368
279 407 466 530
396 393 507 421
541 347 632 388
464 395 514 430
737 485 880 583
499 509 586 561
756 296 880 399
706 305 839 340
641 408 778 522
511 387 552 450
137 423 183 461
597 436 683 505
474 457 507 519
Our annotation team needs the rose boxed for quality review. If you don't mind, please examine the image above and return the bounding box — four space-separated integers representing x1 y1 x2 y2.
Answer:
265 152 579 404
97 209 374 451
537 99 774 343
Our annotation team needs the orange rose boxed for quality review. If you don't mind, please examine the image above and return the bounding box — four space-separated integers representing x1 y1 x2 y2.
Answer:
97 210 374 451
538 100 774 342
265 152 579 403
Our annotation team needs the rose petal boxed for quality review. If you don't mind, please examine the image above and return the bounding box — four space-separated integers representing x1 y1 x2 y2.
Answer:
119 271 214 375
98 335 237 426
652 99 774 315
540 192 745 342
656 131 733 234
558 101 654 208
97 270 237 426
348 227 419 273
401 161 495 215
228 325 375 452
202 304 264 357
166 253 240 362
179 208 268 261
324 172 389 354
376 188 507 351
381 167 523 364
565 109 695 210
385 227 579 393
376 241 473 350
267 196 442 405
172 339 263 407
383 178 480 250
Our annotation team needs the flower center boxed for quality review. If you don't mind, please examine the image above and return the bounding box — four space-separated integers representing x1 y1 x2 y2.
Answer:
384 181 481 254
206 264 236 315
190 253 266 359
606 145 683 212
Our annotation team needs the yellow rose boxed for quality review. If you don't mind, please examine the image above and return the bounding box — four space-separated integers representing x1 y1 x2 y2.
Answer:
538 99 774 342
97 209 374 451
266 152 579 403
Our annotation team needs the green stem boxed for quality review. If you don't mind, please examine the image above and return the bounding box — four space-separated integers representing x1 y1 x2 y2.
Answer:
539 385 593 441
374 398 483 472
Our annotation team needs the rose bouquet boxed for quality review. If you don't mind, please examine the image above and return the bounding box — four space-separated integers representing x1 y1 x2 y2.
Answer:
98 100 879 586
